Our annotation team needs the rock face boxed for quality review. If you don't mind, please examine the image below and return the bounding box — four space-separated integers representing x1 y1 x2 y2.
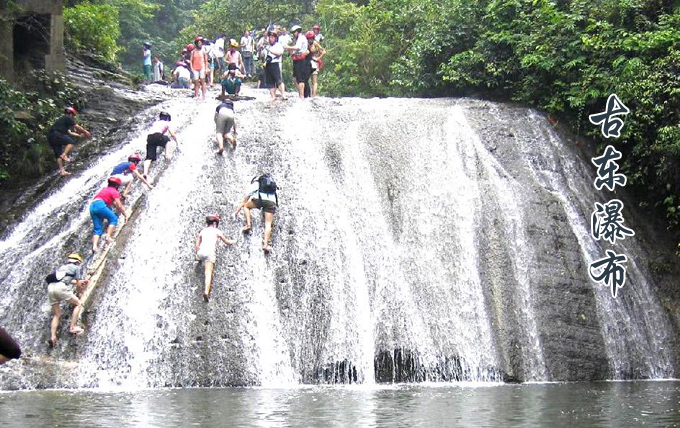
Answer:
0 53 170 237
0 94 677 389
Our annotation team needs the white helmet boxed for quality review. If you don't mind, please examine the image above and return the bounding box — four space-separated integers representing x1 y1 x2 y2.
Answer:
290 24 302 33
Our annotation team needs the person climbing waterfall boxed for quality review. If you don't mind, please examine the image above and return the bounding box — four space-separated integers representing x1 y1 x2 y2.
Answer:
47 106 91 176
143 111 179 180
46 253 89 347
195 214 236 302
234 174 278 253
215 99 237 155
89 177 128 253
110 154 154 199
0 327 21 364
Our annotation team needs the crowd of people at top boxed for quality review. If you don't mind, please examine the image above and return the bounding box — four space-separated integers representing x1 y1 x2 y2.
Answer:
143 24 326 100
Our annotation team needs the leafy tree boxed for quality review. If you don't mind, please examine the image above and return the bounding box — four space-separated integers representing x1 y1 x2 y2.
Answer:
63 2 122 63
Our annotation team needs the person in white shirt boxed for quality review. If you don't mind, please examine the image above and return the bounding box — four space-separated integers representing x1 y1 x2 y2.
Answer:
172 62 191 88
152 56 164 81
284 25 310 98
262 30 287 100
195 214 235 302
240 29 255 77
214 34 226 72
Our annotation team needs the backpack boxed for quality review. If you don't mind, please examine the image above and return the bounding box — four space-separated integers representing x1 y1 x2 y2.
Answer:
44 270 66 284
257 174 277 194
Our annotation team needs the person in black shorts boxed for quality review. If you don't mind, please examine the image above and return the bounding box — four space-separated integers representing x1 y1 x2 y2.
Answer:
0 327 21 364
143 111 179 179
234 174 278 253
47 106 91 176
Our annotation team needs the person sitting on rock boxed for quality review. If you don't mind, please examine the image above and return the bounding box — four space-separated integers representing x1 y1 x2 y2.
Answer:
220 63 244 97
195 214 235 302
143 111 179 179
234 174 278 253
171 62 191 89
47 106 91 176
110 153 153 199
89 176 128 253
214 99 237 154
46 253 89 347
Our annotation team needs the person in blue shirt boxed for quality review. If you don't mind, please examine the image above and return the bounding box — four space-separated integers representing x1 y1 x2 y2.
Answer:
110 154 154 199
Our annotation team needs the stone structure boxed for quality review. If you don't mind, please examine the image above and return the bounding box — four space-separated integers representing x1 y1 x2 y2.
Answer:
0 0 65 82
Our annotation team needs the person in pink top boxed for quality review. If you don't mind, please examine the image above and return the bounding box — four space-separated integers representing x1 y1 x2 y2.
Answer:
190 36 209 99
89 176 128 253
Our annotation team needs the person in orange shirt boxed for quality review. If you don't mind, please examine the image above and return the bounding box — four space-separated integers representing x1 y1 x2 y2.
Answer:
190 36 209 100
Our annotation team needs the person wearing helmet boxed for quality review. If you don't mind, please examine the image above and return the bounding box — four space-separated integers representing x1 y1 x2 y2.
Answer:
47 106 92 176
240 29 255 77
46 253 90 347
234 174 278 253
143 111 179 179
171 61 191 89
190 37 209 99
284 25 310 99
306 31 326 97
312 24 324 43
89 177 128 253
110 154 153 199
225 39 245 76
263 31 287 100
195 214 236 302
142 42 152 82
214 99 237 154
220 63 245 97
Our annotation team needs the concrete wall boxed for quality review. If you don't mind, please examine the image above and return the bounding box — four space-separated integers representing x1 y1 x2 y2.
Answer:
0 0 65 82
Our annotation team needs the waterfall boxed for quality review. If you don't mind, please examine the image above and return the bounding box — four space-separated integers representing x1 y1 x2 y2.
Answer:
0 92 675 389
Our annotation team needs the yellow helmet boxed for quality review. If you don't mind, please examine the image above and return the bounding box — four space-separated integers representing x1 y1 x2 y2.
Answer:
67 253 83 263
230 39 239 48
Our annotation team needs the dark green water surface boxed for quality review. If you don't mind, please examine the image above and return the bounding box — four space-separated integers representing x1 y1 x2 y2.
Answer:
0 381 678 427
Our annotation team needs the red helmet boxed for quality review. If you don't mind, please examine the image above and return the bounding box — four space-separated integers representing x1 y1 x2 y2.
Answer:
65 106 78 115
305 31 315 39
108 176 122 186
313 24 321 30
195 36 204 42
206 214 220 225
128 154 141 163
187 43 195 51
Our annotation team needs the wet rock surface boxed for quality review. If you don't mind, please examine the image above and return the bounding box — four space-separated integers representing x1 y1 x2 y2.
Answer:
0 94 678 388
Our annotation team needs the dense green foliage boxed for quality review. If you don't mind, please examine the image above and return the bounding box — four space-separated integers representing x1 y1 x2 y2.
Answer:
0 73 86 180
63 2 122 63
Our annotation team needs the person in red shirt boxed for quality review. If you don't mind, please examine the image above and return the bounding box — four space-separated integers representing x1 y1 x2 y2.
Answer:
89 177 128 253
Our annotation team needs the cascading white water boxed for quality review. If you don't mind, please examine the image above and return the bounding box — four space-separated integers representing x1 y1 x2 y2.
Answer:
0 90 675 389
